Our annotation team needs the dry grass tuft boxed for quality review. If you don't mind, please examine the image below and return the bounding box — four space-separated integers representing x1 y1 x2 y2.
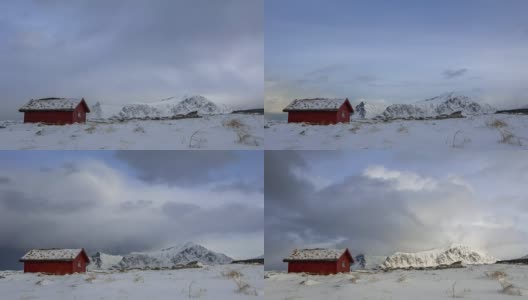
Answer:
498 129 523 146
499 279 522 296
485 270 506 280
486 119 508 129
85 125 97 134
448 281 471 298
189 130 206 148
396 274 407 283
234 278 258 296
349 274 360 283
187 280 207 298
85 273 97 283
452 130 471 148
349 124 361 133
223 119 244 129
222 270 242 279
397 124 408 133
134 274 144 283
133 125 145 133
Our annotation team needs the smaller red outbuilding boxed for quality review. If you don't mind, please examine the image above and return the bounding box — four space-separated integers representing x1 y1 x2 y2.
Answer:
283 98 354 124
283 248 354 275
19 97 91 125
20 248 90 275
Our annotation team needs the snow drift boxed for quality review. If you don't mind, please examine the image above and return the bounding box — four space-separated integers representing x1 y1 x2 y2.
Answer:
89 242 232 270
381 244 496 269
380 93 496 120
89 96 232 120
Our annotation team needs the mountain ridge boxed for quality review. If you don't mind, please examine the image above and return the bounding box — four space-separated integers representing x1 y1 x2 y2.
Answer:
380 92 496 119
88 242 233 270
89 95 232 120
381 244 496 269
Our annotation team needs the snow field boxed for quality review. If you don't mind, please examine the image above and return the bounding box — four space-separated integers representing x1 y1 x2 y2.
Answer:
265 114 528 150
0 264 263 299
265 264 528 299
0 114 263 150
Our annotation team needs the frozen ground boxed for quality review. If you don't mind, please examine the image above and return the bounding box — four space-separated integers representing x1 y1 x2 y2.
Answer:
0 264 263 300
264 114 528 150
0 114 263 150
265 264 528 299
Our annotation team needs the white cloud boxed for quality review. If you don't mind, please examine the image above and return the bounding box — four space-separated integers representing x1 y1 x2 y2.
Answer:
363 165 437 191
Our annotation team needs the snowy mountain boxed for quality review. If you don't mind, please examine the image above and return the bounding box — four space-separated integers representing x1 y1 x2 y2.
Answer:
89 96 232 120
88 252 123 271
353 101 389 119
88 242 233 270
117 242 232 270
350 255 387 270
381 244 496 269
381 93 496 119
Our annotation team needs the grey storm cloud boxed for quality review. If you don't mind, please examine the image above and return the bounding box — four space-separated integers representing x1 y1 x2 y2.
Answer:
115 150 237 185
443 68 468 79
119 200 154 212
0 0 263 120
264 151 528 270
0 189 96 213
0 152 263 269
213 181 264 194
163 202 263 237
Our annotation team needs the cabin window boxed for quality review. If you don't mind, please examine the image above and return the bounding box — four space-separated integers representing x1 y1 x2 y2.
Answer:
342 261 345 268
341 111 345 118
78 112 81 118
77 261 81 268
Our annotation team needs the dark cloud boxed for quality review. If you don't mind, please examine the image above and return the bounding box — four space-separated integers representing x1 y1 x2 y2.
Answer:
264 151 312 207
0 189 95 213
212 181 264 194
0 0 263 120
115 151 237 185
0 177 10 184
0 248 26 270
0 152 263 268
162 202 201 218
164 202 263 237
119 200 153 211
443 68 468 79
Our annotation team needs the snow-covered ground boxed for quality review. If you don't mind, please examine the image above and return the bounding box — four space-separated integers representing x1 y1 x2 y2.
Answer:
0 264 263 299
265 114 528 150
265 264 528 299
0 114 263 150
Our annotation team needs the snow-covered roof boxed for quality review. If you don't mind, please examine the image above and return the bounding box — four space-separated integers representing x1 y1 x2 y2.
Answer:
283 98 352 112
19 98 90 112
283 248 349 261
20 249 86 261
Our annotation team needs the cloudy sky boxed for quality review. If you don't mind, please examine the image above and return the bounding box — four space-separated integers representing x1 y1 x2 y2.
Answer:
265 150 528 270
265 0 528 113
0 0 263 120
0 151 263 270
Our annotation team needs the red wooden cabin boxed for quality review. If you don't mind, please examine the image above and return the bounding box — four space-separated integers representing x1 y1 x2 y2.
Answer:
283 98 354 124
19 98 91 125
20 248 90 275
283 248 354 275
